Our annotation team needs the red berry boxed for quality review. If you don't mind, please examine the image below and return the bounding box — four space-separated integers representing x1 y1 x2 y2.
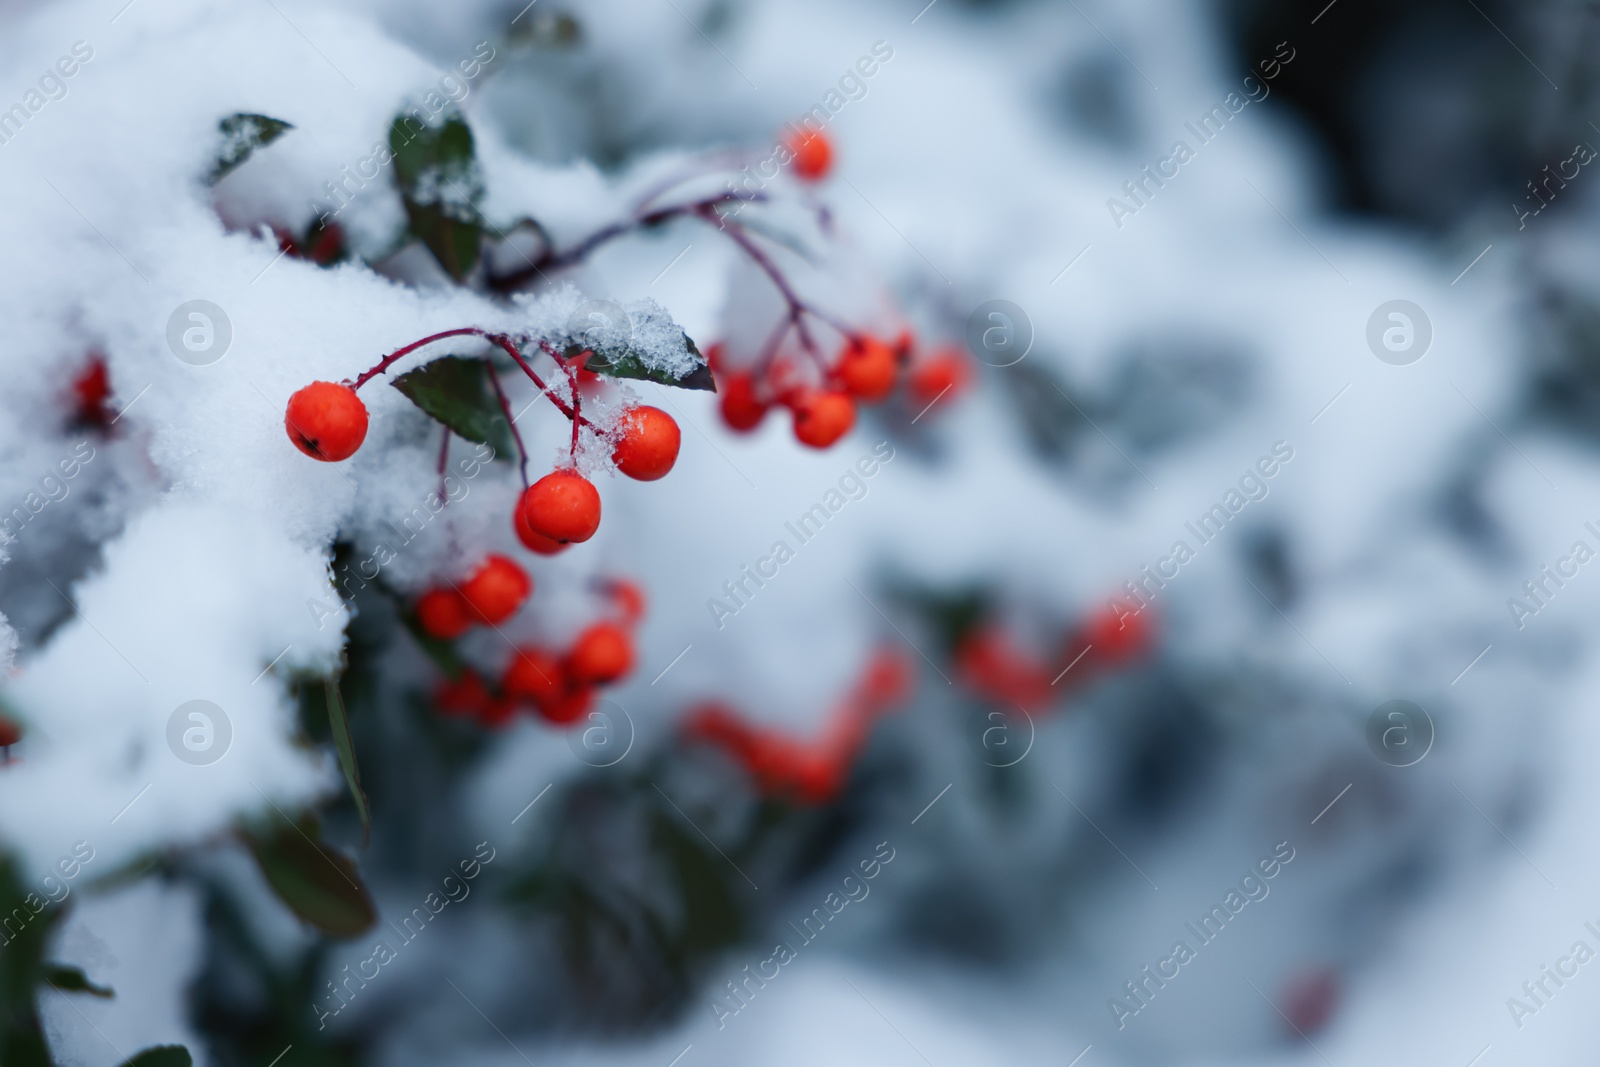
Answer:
567 622 634 685
285 381 368 462
516 470 601 544
789 749 845 805
784 127 833 182
907 347 972 409
790 390 856 449
503 647 567 707
478 696 518 729
435 671 492 718
539 686 594 726
719 372 768 433
460 554 532 626
611 406 681 481
0 713 21 748
72 356 112 427
417 588 473 640
1078 601 1153 665
515 508 570 555
836 336 897 403
605 579 647 625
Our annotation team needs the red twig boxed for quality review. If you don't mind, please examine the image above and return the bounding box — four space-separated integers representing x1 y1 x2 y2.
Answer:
485 363 530 488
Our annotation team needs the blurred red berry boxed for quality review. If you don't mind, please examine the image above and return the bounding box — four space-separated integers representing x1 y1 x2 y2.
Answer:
567 622 635 686
72 356 112 427
836 336 897 403
790 390 855 449
538 686 594 726
719 372 768 433
417 588 473 640
460 555 532 626
435 671 492 718
503 647 567 708
784 126 833 181
0 713 21 749
1280 968 1340 1036
907 347 972 409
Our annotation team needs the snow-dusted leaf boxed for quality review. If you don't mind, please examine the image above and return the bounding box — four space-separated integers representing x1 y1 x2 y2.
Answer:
391 356 515 460
41 963 112 998
389 111 485 280
561 299 715 392
246 820 376 937
118 1047 192 1067
208 113 292 184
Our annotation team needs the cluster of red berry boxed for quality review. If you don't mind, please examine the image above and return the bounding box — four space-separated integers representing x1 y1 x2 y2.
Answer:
955 601 1154 713
682 646 912 804
282 328 682 554
712 335 972 448
436 579 644 729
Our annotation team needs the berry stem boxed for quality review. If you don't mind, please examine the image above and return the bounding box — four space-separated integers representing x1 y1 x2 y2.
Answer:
564 362 581 461
485 363 530 488
702 210 832 371
350 327 598 436
488 190 765 293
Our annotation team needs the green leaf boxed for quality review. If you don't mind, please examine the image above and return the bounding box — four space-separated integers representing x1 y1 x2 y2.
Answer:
120 1046 193 1067
563 299 715 392
391 356 516 460
246 819 376 938
389 111 485 280
324 680 370 841
0 853 70 1062
210 113 293 184
41 963 112 998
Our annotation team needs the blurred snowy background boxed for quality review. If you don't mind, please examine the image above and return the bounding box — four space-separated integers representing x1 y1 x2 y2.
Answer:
1 0 1599 1064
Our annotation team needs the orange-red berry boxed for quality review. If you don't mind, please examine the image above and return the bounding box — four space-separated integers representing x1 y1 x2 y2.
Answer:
0 713 21 748
567 622 634 686
516 470 601 544
611 405 681 481
286 381 368 462
478 696 518 729
515 509 570 555
417 588 473 640
836 336 897 402
460 554 532 626
539 686 594 726
907 348 972 409
605 579 646 625
790 390 856 449
435 671 492 718
784 127 833 182
719 372 768 433
503 647 567 707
